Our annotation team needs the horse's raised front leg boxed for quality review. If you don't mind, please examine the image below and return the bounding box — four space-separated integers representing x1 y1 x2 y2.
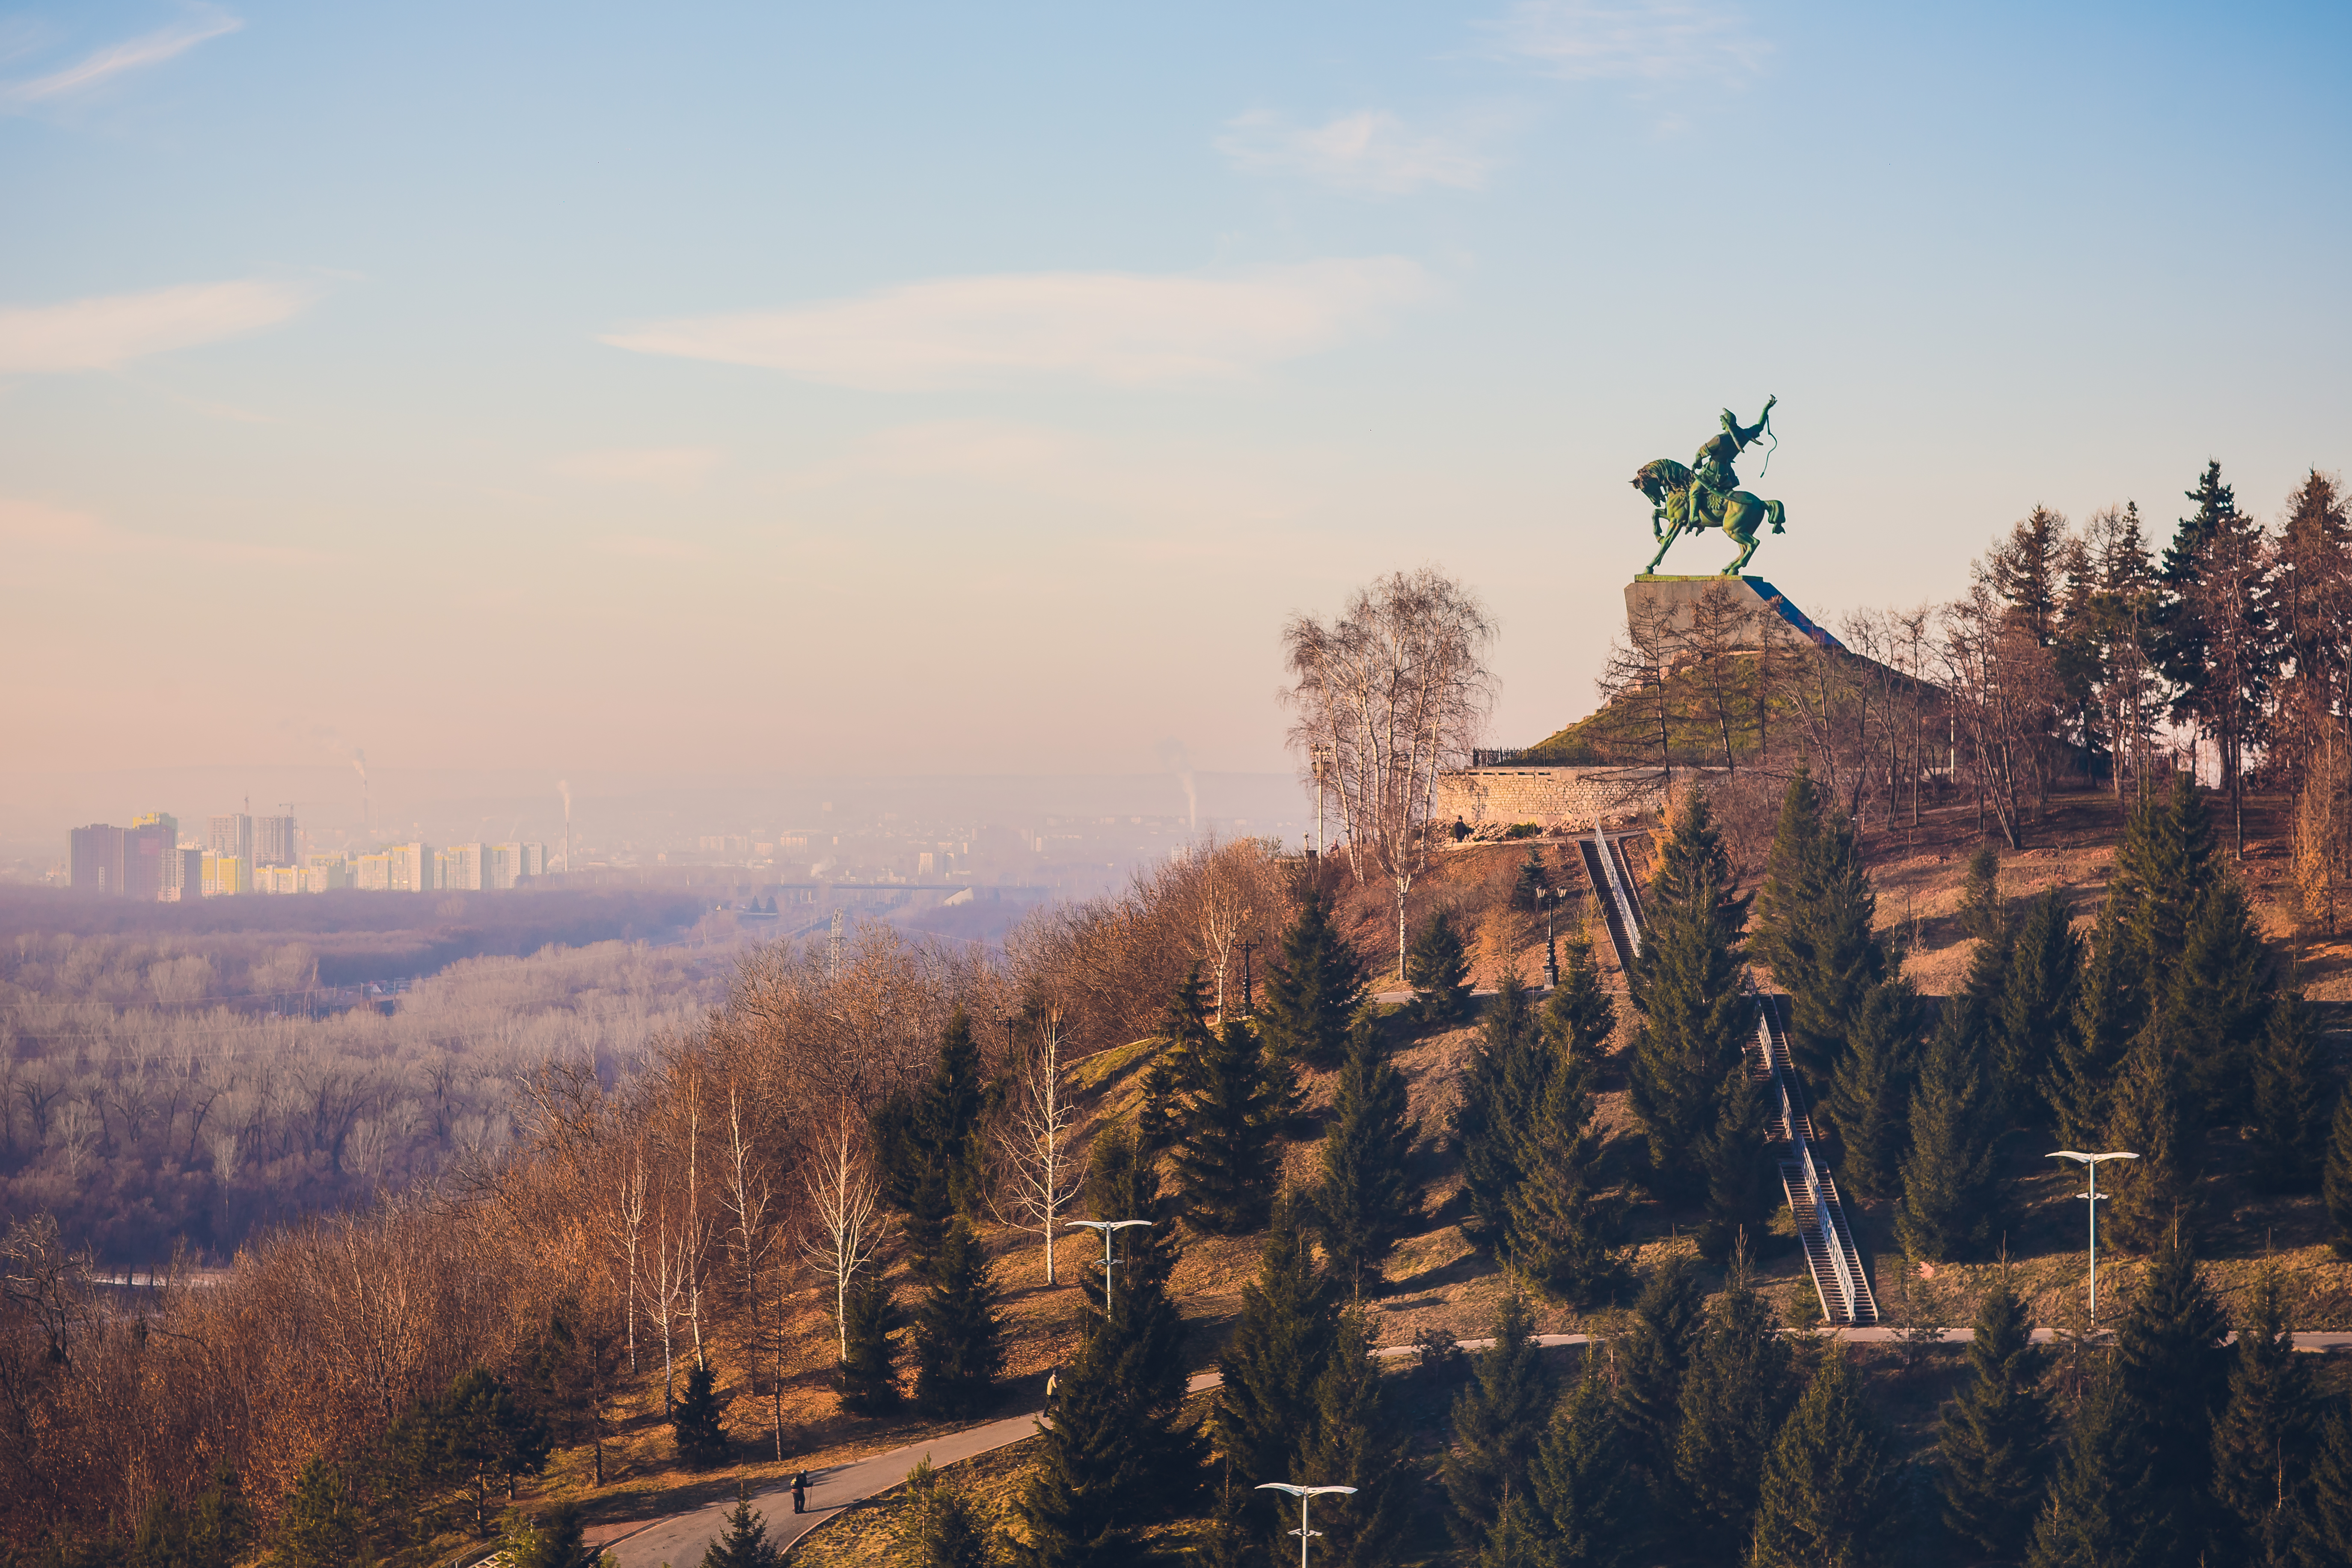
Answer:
1646 520 1681 574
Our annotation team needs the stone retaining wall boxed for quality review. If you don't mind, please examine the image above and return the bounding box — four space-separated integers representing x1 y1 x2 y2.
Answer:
1435 766 1691 830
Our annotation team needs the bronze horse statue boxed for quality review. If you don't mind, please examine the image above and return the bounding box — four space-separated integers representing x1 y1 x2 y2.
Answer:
1631 396 1786 575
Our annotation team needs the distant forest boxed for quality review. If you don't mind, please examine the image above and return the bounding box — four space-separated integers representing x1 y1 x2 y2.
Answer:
0 888 730 1260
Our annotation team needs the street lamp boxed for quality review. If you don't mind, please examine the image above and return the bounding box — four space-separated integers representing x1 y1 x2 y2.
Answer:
2048 1150 2138 1328
1536 885 1566 989
1256 1483 1357 1568
1065 1219 1152 1320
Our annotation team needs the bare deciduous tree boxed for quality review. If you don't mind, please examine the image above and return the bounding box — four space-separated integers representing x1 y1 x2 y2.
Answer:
802 1109 884 1363
990 1019 1085 1285
1284 567 1497 978
722 1085 787 1459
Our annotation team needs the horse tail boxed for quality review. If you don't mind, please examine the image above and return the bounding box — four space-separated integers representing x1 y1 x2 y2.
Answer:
1766 499 1786 533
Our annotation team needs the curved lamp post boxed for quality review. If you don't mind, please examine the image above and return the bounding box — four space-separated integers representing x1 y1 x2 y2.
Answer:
1256 1483 1357 1568
1066 1219 1152 1321
2047 1150 2138 1329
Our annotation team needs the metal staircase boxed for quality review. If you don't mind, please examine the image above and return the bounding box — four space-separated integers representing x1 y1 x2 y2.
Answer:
1579 827 1877 1326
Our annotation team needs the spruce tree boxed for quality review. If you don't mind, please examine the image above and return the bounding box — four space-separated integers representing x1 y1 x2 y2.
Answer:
2025 1360 2161 1568
1626 795 1751 1201
1896 1008 2001 1262
1751 1345 1898 1568
914 1217 1004 1418
2327 1084 2352 1256
1616 1256 1708 1488
2167 876 2275 1122
1506 1037 1622 1303
2110 775 2219 1011
1406 910 1475 1029
2047 896 2131 1146
132 1464 253 1568
1752 769 1885 1086
2102 1026 2192 1252
273 1460 369 1568
1156 963 1217 1080
671 1359 728 1468
2314 1398 2352 1562
1171 1019 1280 1234
2249 992 2331 1193
899 1459 990 1568
1697 1061 1773 1265
1212 1203 1336 1492
1528 1357 1634 1568
503 1503 598 1568
1511 843 1553 911
1262 885 1369 1070
1672 1258 1794 1553
1938 1267 2051 1559
2113 1234 2231 1565
1457 973 1547 1248
1300 1311 1410 1568
873 1008 993 1265
437 1366 553 1533
698 1487 783 1568
1959 843 2008 944
1824 976 1919 1199
1997 888 2081 1123
838 1273 900 1414
1541 928 1617 1058
1315 1011 1420 1297
1442 1292 1556 1554
2210 1270 2320 1567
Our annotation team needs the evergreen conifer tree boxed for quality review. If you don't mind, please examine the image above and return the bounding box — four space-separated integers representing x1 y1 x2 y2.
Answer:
1442 1293 1556 1554
837 1273 900 1414
1998 888 2082 1123
1456 973 1546 1248
1697 1063 1772 1265
1315 1011 1420 1297
1155 962 1217 1077
131 1463 253 1568
1406 910 1475 1028
1938 1267 2051 1559
1752 769 1885 1086
2111 775 2219 1009
1673 1258 1794 1553
2025 1361 2161 1568
697 1487 783 1568
2168 876 2275 1121
1541 928 1617 1058
2325 1084 2352 1255
2210 1270 2320 1567
1171 1020 1281 1234
1212 1203 1336 1492
1511 843 1553 911
898 1459 991 1568
914 1217 1005 1418
873 1008 993 1265
2113 1234 2231 1565
1627 795 1750 1201
1505 1036 1622 1303
273 1460 370 1568
1896 1009 2001 1261
1824 976 1920 1199
2103 1026 2192 1252
1299 1311 1410 1568
1751 1345 1898 1568
502 1503 598 1568
2047 897 2131 1146
1262 886 1369 1071
2249 992 2331 1193
671 1358 728 1468
1527 1357 1634 1568
1616 1257 1708 1488
2313 1398 2352 1562
437 1366 554 1533
1959 843 2008 944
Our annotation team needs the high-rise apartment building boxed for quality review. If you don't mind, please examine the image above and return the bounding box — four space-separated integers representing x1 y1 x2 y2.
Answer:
169 847 203 900
255 814 298 867
122 820 172 900
307 853 350 892
354 853 392 891
440 842 486 891
68 825 124 893
208 814 253 870
489 842 546 889
385 843 435 892
202 852 249 896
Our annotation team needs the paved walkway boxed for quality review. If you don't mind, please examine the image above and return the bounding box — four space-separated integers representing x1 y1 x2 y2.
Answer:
600 1328 2352 1564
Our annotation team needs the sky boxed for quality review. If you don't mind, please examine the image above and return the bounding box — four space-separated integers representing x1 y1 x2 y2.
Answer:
4 0 2350 793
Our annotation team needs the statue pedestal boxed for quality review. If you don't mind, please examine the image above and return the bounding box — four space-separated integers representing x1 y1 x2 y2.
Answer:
1624 574 1843 652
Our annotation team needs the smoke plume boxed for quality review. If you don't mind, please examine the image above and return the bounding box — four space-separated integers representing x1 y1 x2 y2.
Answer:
1156 739 1197 836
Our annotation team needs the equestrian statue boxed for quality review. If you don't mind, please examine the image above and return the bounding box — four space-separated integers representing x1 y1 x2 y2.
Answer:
1632 395 1787 575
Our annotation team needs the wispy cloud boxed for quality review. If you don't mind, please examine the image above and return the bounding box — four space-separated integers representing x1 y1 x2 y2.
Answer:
1218 110 1497 194
1485 0 1767 82
0 494 322 564
550 447 723 487
601 259 1435 391
0 279 315 374
0 6 242 108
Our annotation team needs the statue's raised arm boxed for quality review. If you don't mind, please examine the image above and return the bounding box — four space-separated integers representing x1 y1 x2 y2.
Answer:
1724 394 1776 452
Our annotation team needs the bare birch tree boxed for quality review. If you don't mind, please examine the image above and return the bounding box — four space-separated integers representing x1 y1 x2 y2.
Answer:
802 1108 884 1363
612 1148 647 1373
1283 567 1496 978
722 1085 787 1460
990 1019 1085 1285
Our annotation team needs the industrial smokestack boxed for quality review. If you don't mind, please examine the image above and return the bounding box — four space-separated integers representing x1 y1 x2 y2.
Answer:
1157 739 1198 837
350 751 369 835
557 780 572 874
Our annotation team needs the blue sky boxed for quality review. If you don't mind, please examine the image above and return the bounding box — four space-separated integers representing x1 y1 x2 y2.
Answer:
4 1 2349 779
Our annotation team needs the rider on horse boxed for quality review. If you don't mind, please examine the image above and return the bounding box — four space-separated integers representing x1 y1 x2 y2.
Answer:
1691 397 1774 503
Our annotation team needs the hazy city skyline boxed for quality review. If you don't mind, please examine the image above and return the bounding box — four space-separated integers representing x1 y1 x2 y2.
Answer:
6 2 2349 781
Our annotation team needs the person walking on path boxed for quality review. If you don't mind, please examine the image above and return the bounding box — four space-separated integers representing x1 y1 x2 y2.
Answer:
791 1470 809 1515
